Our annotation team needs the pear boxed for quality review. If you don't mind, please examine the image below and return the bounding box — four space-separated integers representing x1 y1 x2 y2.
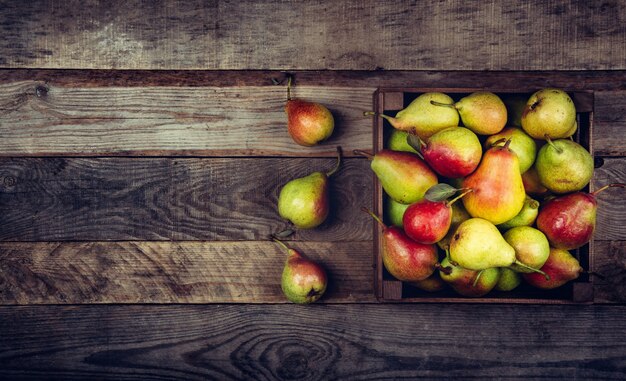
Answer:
523 248 583 289
504 226 550 273
439 257 500 297
278 147 341 229
367 92 459 140
285 77 334 146
437 202 471 251
495 268 522 291
421 127 482 178
410 271 447 292
273 238 327 304
521 88 577 140
498 196 540 229
387 129 419 154
485 127 537 173
355 149 438 204
535 138 593 194
462 140 526 224
403 187 471 244
385 196 410 228
522 166 549 196
449 218 516 270
564 120 578 137
431 91 507 135
502 94 528 127
364 208 438 282
536 184 625 250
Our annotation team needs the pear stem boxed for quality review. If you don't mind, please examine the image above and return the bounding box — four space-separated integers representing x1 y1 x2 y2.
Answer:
272 236 291 252
514 260 550 280
353 149 374 160
445 188 473 207
502 138 512 150
489 138 508 148
591 183 626 196
363 111 377 117
434 262 453 275
363 110 397 124
472 270 484 287
325 146 343 177
430 100 456 109
286 74 293 101
361 207 387 229
445 248 459 267
544 135 563 154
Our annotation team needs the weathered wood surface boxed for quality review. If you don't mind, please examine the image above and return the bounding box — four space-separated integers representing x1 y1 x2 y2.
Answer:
0 157 372 242
1 304 625 380
1 70 625 157
0 83 373 157
593 158 626 241
0 241 374 304
594 241 626 304
1 1 625 71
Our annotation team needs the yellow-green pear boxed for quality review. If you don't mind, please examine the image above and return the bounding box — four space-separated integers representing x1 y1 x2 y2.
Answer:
431 91 507 135
439 257 500 297
449 218 516 270
386 129 419 154
369 92 459 140
495 268 522 291
535 139 593 194
385 196 411 227
521 88 577 140
498 196 540 230
504 226 550 273
485 127 537 173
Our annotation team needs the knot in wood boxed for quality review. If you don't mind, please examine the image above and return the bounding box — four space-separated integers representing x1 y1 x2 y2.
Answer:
35 85 48 97
3 176 16 187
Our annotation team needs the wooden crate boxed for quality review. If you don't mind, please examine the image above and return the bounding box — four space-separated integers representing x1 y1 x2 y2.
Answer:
372 88 595 304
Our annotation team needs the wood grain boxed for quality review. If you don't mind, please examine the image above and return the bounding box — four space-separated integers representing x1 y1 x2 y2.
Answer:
593 241 626 303
593 158 626 240
0 157 372 242
1 1 625 70
1 71 625 156
1 304 625 380
0 83 373 157
0 241 374 304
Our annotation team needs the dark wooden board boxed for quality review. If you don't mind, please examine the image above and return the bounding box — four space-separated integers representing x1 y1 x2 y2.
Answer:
1 304 626 380
593 241 626 304
0 157 372 242
1 1 624 70
0 241 374 304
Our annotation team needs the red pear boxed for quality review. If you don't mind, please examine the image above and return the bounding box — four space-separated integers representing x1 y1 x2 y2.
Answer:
536 184 625 250
364 208 438 282
523 248 582 289
273 238 327 304
284 77 334 146
421 127 482 178
403 187 471 244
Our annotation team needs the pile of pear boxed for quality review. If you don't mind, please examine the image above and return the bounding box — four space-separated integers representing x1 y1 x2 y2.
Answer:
366 88 624 298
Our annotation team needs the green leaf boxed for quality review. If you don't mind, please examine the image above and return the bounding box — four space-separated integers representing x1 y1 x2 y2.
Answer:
425 183 458 202
274 229 295 238
406 134 423 153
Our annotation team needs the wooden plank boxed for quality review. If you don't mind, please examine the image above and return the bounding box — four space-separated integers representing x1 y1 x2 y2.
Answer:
593 158 626 241
1 304 626 380
594 91 626 156
0 83 373 157
1 1 625 70
1 71 624 157
0 241 374 304
0 158 373 242
593 241 626 303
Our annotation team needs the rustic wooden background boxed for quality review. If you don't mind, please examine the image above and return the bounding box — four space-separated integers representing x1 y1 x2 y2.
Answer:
1 1 625 379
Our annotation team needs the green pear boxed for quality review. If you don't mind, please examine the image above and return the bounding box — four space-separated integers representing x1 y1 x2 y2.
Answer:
449 218 516 270
274 238 327 304
485 127 537 173
521 88 577 140
368 92 459 140
495 268 522 291
385 196 410 227
357 149 438 204
431 91 507 135
498 196 540 229
504 226 550 273
437 202 471 250
386 129 419 154
439 257 500 297
535 139 593 194
278 148 341 229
